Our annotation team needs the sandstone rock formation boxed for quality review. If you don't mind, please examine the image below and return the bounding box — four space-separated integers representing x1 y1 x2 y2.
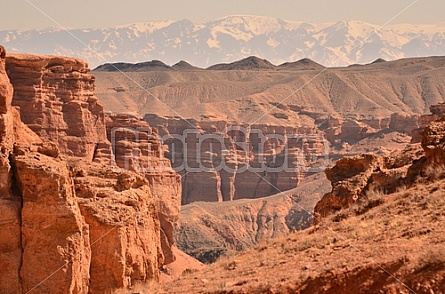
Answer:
389 113 419 134
105 113 182 264
13 145 92 294
412 103 445 143
72 161 163 293
145 114 329 204
0 45 38 294
0 48 182 293
421 118 445 165
6 54 112 163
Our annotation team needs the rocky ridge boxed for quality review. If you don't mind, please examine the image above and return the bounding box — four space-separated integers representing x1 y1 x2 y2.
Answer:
314 103 445 222
0 47 183 294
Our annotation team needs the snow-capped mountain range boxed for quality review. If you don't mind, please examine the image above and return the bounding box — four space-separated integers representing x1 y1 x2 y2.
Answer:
2 15 445 68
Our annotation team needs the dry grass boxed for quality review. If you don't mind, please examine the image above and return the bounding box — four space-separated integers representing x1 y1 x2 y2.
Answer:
424 164 445 181
158 177 445 293
419 246 445 268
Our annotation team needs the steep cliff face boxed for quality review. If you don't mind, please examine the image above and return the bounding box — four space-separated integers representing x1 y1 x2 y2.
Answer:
0 48 182 293
145 114 328 204
0 45 27 294
5 54 112 163
8 144 165 294
72 160 163 293
12 145 92 293
105 113 182 264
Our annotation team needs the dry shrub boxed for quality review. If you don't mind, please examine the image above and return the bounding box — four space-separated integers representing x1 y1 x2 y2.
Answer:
424 164 445 181
354 185 386 215
419 246 445 269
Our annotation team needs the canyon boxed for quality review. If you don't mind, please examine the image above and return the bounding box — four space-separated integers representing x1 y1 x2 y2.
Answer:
90 56 445 265
145 114 328 204
92 55 445 206
1 44 445 293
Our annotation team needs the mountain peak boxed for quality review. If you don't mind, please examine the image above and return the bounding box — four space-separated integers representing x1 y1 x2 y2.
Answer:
93 60 173 72
371 58 387 64
278 58 325 70
172 60 202 71
207 56 276 70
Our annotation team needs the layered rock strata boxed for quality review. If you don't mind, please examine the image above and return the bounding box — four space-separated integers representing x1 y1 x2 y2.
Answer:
6 54 112 163
0 48 181 293
105 113 181 264
145 114 329 204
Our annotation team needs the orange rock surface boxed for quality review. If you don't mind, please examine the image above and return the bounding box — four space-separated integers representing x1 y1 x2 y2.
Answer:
0 47 183 293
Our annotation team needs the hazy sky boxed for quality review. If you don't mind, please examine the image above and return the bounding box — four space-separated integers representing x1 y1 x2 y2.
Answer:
1 0 444 30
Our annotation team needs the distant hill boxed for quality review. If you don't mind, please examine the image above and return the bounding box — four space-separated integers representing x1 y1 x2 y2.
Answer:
93 56 326 72
172 60 203 71
207 56 276 70
94 55 445 125
278 58 325 70
94 60 173 72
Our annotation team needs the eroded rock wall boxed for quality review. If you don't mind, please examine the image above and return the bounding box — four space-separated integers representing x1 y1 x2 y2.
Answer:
0 48 181 293
5 54 112 163
412 103 445 143
73 162 163 293
13 146 91 293
0 45 39 294
105 113 182 264
144 114 328 204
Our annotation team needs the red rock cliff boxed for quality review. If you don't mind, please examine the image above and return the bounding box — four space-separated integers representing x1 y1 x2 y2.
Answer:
145 114 329 204
6 54 112 163
105 113 182 264
0 48 181 293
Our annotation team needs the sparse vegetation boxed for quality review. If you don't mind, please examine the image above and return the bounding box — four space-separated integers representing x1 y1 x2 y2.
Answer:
419 246 445 269
160 178 445 293
355 185 386 215
424 164 445 181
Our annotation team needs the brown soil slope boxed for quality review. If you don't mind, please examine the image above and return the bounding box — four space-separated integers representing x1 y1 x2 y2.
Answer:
157 169 445 294
94 56 445 126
